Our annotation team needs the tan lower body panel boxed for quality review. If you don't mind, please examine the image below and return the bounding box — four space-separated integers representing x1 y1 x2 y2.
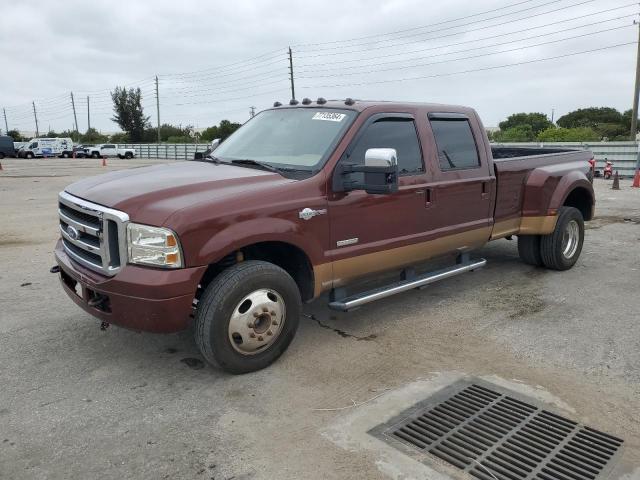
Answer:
312 227 491 296
491 215 558 239
312 215 559 298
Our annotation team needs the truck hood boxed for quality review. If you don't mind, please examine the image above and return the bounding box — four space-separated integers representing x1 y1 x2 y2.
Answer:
65 161 292 225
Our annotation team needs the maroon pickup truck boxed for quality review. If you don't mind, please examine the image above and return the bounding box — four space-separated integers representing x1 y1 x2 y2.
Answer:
54 99 594 373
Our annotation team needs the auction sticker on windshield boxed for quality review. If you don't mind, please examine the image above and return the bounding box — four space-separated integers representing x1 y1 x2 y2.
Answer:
312 112 346 122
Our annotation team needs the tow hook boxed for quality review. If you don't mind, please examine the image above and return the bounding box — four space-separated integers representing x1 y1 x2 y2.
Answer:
50 265 60 274
100 321 110 331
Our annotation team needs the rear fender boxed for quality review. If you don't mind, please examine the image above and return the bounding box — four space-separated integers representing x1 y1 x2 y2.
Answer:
522 164 592 218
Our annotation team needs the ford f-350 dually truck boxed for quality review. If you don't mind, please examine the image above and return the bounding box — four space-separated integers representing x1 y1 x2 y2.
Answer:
54 99 594 373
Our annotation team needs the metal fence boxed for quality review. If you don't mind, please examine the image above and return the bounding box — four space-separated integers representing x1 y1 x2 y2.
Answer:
120 143 208 161
124 141 640 177
494 141 640 177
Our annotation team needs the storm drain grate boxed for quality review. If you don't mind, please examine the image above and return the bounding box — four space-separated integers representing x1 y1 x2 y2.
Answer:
373 381 624 480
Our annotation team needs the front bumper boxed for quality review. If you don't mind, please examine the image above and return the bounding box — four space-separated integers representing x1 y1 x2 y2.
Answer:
54 239 207 333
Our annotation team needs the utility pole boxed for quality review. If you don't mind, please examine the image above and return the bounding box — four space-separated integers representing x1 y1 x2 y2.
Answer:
250 106 256 118
288 47 295 101
32 101 39 137
551 108 555 123
155 75 161 144
631 20 640 140
87 96 91 131
3 108 8 133
70 92 79 133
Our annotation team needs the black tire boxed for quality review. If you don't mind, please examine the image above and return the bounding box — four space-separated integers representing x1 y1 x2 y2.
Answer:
0 152 4 159
91 152 99 158
540 206 584 271
61 152 69 158
125 152 133 159
26 152 34 159
194 260 301 374
517 235 543 266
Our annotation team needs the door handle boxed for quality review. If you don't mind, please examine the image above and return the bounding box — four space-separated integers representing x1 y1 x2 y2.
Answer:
425 188 434 207
481 182 489 199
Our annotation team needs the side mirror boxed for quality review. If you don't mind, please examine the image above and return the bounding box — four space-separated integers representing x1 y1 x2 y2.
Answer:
210 138 221 151
333 148 399 194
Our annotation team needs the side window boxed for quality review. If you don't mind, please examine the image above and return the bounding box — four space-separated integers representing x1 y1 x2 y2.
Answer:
31 142 38 148
430 119 480 171
348 118 423 175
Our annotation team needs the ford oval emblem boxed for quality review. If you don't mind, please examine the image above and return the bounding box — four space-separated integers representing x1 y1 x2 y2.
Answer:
67 225 79 240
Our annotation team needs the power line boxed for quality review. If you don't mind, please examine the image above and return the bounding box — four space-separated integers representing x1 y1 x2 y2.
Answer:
292 0 541 47
295 0 594 53
163 68 286 93
302 41 636 89
160 49 286 78
296 5 637 69
297 23 635 78
296 0 599 58
170 87 288 106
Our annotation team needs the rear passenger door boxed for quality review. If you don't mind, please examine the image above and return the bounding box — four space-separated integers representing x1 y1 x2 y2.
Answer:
421 113 494 244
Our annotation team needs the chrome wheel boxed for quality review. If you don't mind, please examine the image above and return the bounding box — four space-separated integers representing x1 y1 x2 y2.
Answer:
562 219 579 259
227 289 286 355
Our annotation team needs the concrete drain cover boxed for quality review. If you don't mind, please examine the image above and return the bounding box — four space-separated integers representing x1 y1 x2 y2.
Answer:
370 380 623 480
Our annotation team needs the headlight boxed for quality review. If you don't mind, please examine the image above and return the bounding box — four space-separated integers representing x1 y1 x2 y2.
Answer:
127 223 183 268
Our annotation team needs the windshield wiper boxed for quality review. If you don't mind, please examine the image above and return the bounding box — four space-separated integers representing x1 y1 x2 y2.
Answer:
230 159 280 173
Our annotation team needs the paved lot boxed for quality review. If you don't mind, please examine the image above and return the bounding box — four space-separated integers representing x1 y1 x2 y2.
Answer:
1 158 639 479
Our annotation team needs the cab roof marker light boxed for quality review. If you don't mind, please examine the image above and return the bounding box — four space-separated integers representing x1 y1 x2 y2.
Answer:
273 101 282 107
301 98 312 105
344 98 355 105
316 97 327 105
289 99 299 105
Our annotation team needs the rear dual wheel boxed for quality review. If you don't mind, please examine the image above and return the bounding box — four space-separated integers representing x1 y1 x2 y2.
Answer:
517 207 584 271
194 260 301 374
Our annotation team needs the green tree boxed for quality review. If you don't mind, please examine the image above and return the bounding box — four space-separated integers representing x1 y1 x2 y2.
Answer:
109 132 129 143
556 107 623 129
6 130 24 141
493 125 536 142
201 119 242 141
110 87 150 142
499 113 553 136
537 127 600 142
80 127 108 144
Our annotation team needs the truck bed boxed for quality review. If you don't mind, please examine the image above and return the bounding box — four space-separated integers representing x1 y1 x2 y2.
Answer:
490 146 593 226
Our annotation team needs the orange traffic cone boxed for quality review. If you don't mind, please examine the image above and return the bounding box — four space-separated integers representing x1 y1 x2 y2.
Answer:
101 156 107 167
633 169 640 188
612 171 620 190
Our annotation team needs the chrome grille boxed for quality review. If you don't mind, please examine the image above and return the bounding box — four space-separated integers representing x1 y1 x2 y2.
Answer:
58 191 129 276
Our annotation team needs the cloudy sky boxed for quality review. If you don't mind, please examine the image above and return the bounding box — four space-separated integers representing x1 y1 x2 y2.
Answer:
1 0 638 134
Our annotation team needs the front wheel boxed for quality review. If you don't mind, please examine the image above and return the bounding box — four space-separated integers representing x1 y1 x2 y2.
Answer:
26 152 34 159
91 152 99 158
194 260 301 374
540 207 584 271
124 152 133 159
61 152 69 158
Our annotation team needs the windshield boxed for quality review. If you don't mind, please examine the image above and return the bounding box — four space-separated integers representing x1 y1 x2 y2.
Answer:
213 108 356 172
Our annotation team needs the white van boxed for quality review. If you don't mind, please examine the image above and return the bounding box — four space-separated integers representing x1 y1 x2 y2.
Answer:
20 137 74 158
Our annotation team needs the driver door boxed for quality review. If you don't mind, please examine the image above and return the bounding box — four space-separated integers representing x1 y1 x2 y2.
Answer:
327 113 430 287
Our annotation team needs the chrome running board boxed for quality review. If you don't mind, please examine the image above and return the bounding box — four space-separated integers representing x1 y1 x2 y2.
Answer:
328 258 487 312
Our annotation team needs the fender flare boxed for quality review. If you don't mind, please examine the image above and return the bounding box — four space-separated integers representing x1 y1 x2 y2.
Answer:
196 217 320 267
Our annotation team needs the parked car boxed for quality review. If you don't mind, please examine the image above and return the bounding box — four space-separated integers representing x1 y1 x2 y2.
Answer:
84 144 135 159
53 99 595 374
0 135 16 158
13 141 28 155
19 137 73 158
72 146 87 158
